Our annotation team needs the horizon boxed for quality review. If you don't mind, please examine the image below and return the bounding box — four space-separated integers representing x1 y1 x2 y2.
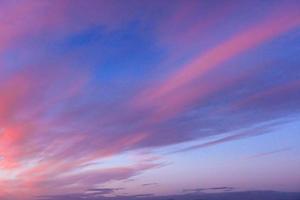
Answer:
0 0 299 200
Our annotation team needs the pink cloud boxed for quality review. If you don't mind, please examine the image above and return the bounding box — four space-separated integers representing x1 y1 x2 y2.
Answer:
133 2 300 121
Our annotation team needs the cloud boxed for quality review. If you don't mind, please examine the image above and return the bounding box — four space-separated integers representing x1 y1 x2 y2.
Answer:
141 183 158 187
172 119 285 153
0 0 299 198
36 191 300 200
248 147 292 159
85 187 124 197
183 186 235 193
133 1 300 121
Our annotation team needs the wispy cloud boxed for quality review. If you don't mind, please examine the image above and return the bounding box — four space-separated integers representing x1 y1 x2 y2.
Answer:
141 183 158 187
183 186 235 193
248 147 292 159
0 0 299 198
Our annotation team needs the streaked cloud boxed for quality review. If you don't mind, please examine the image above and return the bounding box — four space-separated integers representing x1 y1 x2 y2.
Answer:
0 0 299 199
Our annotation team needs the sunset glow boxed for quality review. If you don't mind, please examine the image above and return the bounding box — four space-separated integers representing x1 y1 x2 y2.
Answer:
0 1 300 200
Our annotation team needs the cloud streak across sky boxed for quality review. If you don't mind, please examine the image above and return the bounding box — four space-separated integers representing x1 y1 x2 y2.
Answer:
0 0 299 199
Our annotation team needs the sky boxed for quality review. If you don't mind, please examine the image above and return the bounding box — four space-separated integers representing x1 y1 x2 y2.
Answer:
0 0 300 199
